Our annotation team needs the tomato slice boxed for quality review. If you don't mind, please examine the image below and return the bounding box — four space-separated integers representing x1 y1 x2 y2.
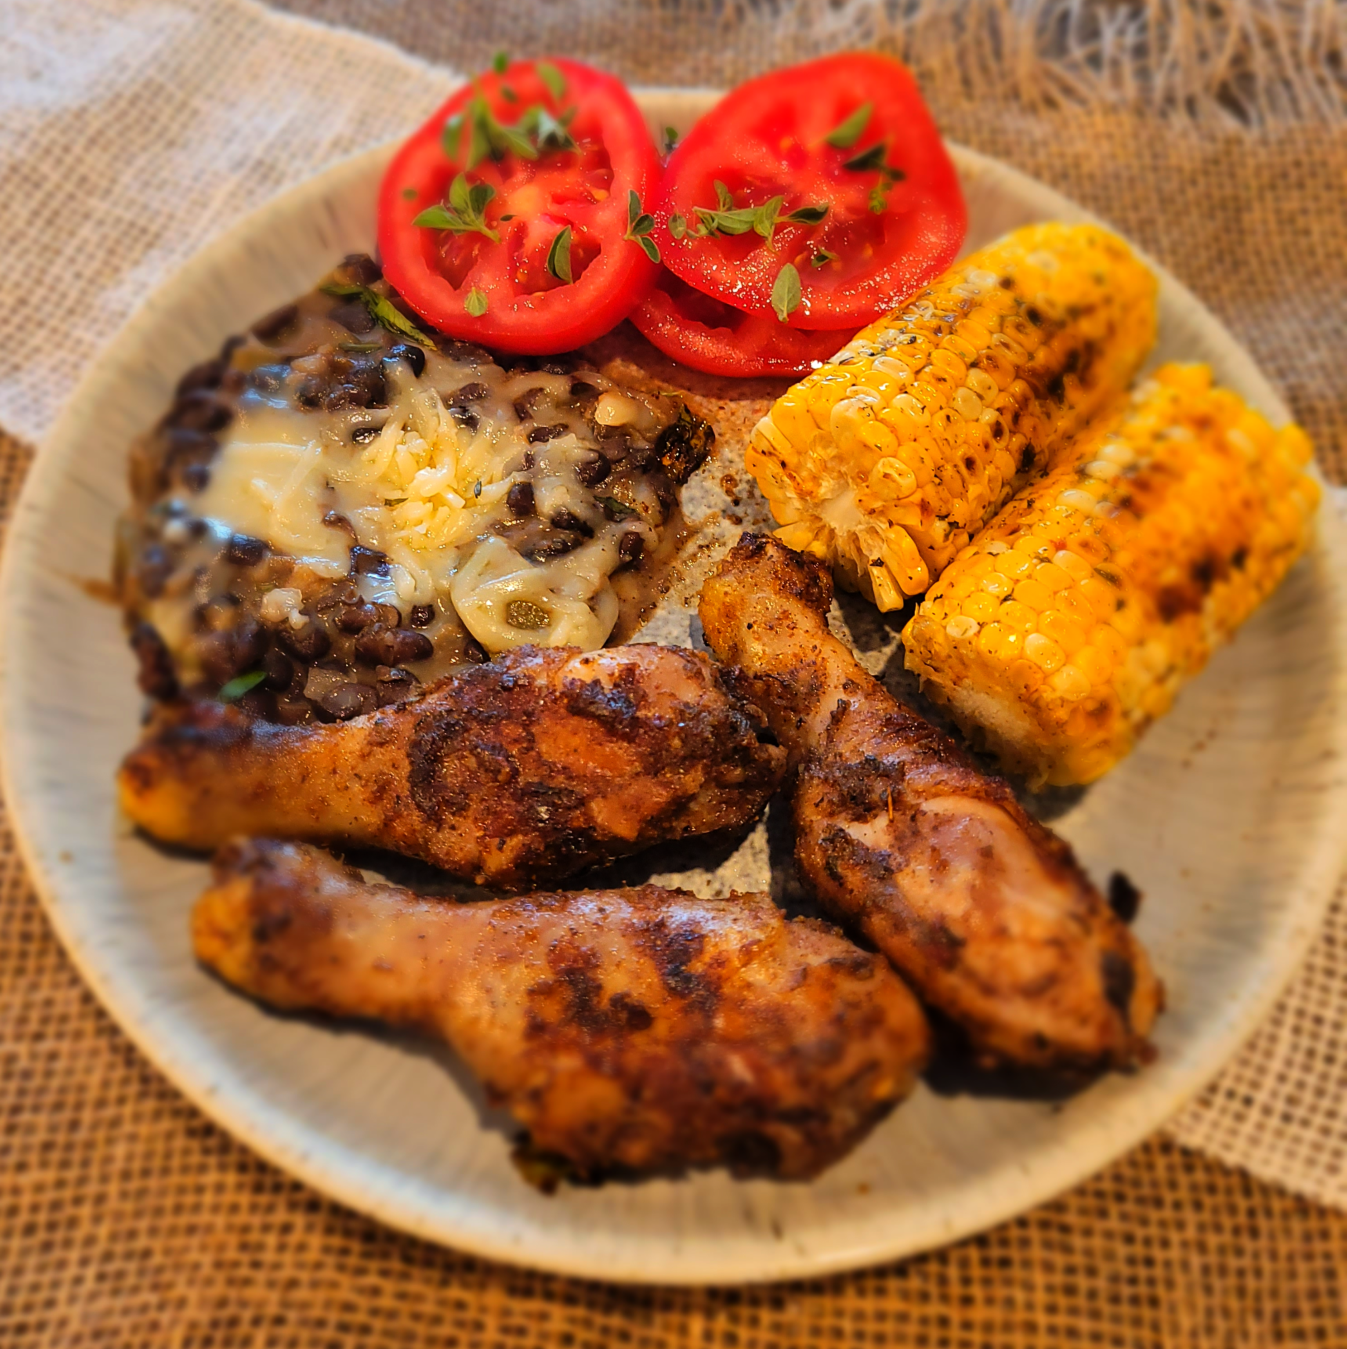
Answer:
629 269 855 378
379 59 660 353
651 53 966 330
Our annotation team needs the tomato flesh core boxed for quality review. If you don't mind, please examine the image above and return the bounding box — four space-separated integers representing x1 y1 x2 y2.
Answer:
630 269 856 379
378 59 659 354
653 52 966 329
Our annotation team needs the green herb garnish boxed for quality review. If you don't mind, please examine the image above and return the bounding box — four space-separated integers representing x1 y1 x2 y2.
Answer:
414 173 499 241
444 94 538 169
536 61 566 99
689 182 828 243
320 282 438 348
464 287 489 316
492 50 509 74
668 213 688 240
338 341 383 352
810 248 838 268
518 102 575 152
623 190 660 263
825 102 873 149
663 125 679 154
400 186 418 200
841 141 906 213
546 226 574 283
598 495 638 520
770 263 802 323
219 670 266 702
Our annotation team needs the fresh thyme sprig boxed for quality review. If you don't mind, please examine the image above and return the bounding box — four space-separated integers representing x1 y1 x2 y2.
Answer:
624 191 660 263
413 174 499 240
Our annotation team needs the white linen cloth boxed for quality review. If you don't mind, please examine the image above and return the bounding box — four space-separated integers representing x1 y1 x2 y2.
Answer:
1 0 1344 1213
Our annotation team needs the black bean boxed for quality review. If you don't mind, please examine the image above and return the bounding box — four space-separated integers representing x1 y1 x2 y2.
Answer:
279 616 331 662
354 624 433 666
550 508 593 537
618 532 644 565
408 604 435 628
261 647 296 692
196 631 240 686
351 425 381 444
350 545 390 576
274 696 312 725
251 303 299 342
138 544 173 599
575 452 609 486
130 622 177 700
249 363 290 394
374 666 419 706
569 378 601 398
295 376 324 409
452 381 489 402
507 482 535 517
330 301 376 334
336 601 382 633
655 405 715 484
323 511 357 537
180 463 210 493
385 343 426 379
527 423 569 443
315 682 377 721
341 253 382 285
448 405 479 432
175 358 226 398
233 618 267 672
219 333 246 361
225 534 267 566
167 389 233 434
464 637 489 664
526 535 581 561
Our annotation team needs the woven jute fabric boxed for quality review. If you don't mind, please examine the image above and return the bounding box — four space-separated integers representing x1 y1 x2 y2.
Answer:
3 0 1347 1341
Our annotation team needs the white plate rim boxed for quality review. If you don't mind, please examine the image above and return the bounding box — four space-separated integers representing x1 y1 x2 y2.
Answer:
3 98 1346 1285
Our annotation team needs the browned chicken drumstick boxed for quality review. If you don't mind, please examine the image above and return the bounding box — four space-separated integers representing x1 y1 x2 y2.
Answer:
699 534 1161 1073
195 838 931 1179
119 645 785 888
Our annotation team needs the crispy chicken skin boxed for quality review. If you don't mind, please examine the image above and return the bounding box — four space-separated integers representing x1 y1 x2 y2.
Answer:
194 838 931 1179
699 535 1161 1072
119 644 786 888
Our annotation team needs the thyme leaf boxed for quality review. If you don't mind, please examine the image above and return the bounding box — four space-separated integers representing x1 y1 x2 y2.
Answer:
597 495 638 520
492 50 509 74
546 226 573 283
770 263 802 323
825 102 873 149
320 282 437 348
623 190 660 262
218 670 266 702
464 287 489 317
663 125 679 154
536 61 566 99
414 174 499 241
810 248 838 268
843 142 889 173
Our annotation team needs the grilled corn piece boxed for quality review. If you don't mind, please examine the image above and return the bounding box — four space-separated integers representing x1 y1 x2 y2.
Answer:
746 222 1158 608
902 364 1320 787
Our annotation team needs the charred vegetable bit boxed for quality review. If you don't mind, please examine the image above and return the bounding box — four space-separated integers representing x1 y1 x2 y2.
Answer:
655 403 715 482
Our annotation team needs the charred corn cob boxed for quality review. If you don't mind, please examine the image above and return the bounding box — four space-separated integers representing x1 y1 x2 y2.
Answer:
746 222 1158 608
902 364 1320 787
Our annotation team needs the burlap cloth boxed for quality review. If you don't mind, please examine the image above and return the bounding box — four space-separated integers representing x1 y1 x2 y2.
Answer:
2 1 1346 1341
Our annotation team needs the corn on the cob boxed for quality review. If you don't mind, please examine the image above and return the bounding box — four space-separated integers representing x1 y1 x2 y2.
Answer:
745 222 1158 609
902 364 1320 787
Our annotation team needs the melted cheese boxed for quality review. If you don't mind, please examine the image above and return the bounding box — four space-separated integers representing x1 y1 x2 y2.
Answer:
193 349 662 653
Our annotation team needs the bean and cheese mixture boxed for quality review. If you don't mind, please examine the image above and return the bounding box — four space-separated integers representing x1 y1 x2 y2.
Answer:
120 254 713 723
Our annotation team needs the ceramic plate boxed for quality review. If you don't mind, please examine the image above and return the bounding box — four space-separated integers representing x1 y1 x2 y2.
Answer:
3 92 1345 1285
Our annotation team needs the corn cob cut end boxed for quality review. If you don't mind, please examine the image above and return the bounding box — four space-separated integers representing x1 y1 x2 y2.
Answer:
902 363 1321 788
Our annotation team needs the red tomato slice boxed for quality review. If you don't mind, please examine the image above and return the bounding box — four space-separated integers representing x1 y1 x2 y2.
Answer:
379 59 660 353
651 53 965 330
630 269 855 378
